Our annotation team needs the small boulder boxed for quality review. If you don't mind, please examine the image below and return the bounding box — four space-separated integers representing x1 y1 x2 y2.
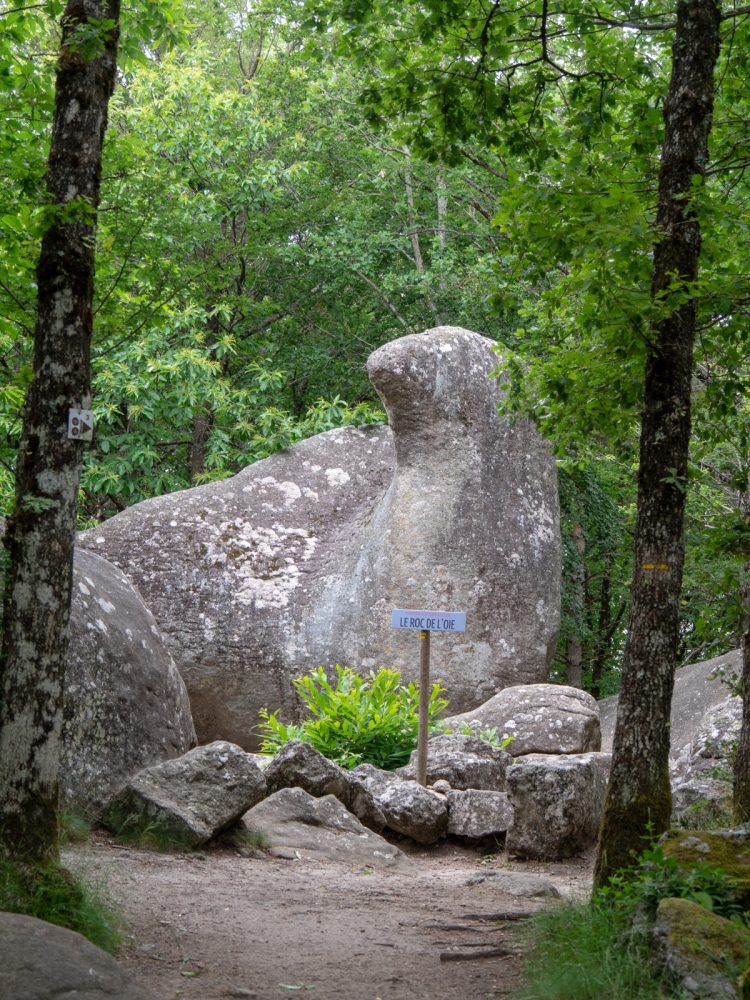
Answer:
398 734 511 790
652 897 750 1000
447 789 514 839
0 912 155 1000
444 684 601 757
348 763 448 844
263 740 385 832
505 753 609 860
672 778 733 829
102 741 267 847
240 788 409 870
465 870 562 899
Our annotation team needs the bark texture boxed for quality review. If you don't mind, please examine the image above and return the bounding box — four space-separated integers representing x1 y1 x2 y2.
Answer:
594 0 721 887
0 0 120 862
733 497 750 821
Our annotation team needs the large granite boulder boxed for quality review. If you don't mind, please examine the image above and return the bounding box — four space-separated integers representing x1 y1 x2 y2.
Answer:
62 548 196 815
240 787 410 870
102 741 267 847
446 789 514 839
444 683 601 757
505 752 610 859
0 912 155 1000
79 326 560 748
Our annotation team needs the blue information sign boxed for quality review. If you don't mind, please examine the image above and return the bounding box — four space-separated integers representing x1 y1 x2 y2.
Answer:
390 609 466 633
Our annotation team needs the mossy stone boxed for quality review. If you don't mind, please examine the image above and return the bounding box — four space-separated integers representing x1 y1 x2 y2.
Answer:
661 830 750 907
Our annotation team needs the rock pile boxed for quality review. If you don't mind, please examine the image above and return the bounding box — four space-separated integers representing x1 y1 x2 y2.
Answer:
101 683 610 862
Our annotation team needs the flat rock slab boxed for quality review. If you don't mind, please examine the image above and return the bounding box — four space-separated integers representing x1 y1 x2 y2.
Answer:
0 912 155 1000
103 741 267 847
241 787 410 870
465 870 562 899
79 326 560 748
399 734 511 790
447 789 514 839
445 684 601 756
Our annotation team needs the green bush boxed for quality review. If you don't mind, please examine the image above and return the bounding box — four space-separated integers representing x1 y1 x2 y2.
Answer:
257 665 448 769
0 859 121 953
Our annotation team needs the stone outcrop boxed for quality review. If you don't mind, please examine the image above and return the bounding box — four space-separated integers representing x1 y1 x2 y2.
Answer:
445 683 601 757
349 763 448 844
79 326 560 748
0 912 155 1000
263 739 386 832
62 548 196 814
446 789 514 839
398 734 511 790
103 741 267 847
240 788 410 870
505 752 610 859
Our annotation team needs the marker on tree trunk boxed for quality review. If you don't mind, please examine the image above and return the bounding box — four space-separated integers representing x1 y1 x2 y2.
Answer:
391 608 467 786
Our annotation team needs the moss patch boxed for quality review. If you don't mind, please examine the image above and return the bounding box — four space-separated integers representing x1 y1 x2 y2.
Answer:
661 830 750 907
654 897 750 989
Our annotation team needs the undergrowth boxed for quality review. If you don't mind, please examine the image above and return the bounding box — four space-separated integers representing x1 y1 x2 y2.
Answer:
257 664 448 769
0 858 121 953
515 841 746 1000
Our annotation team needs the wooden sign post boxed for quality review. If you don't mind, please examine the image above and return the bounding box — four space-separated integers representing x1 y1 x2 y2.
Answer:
391 609 467 786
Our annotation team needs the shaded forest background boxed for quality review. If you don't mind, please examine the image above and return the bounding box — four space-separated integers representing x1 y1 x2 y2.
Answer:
2 0 750 698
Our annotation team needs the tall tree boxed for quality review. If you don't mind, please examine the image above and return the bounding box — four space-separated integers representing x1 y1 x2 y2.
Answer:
594 0 721 885
0 0 121 862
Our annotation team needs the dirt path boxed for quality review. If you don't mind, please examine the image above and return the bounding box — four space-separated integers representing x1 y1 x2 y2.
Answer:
65 837 593 1000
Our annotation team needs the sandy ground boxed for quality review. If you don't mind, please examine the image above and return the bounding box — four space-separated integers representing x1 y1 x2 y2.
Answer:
64 835 594 1000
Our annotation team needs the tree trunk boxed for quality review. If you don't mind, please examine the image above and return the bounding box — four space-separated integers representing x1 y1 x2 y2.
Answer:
733 485 750 821
565 522 585 688
0 0 121 863
593 0 720 888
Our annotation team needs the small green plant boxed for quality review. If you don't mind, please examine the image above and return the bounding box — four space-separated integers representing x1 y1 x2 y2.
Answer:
59 809 92 845
456 721 515 750
599 841 746 923
0 859 121 953
258 665 448 769
106 812 194 853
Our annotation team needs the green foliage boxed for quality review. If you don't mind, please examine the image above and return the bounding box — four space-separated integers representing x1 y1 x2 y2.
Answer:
515 900 669 1000
0 859 121 953
517 840 746 1000
258 665 448 769
455 722 514 751
59 810 92 846
599 842 746 925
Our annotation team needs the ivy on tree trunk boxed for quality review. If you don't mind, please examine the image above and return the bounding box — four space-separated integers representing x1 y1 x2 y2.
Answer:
593 0 721 888
0 0 121 863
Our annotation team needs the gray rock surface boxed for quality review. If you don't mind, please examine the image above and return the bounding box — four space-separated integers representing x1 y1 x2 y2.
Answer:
445 684 601 757
465 870 562 898
349 763 448 844
505 753 609 860
398 734 510 790
263 740 385 832
0 912 155 1000
61 548 196 815
446 789 514 838
79 326 560 748
103 741 267 847
672 778 733 828
240 787 409 870
599 649 740 758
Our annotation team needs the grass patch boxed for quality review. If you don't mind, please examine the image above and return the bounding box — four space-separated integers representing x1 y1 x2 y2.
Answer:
107 814 195 853
514 900 670 1000
59 809 92 845
0 858 121 953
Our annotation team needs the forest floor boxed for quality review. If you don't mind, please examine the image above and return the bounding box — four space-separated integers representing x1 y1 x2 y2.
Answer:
64 834 594 1000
